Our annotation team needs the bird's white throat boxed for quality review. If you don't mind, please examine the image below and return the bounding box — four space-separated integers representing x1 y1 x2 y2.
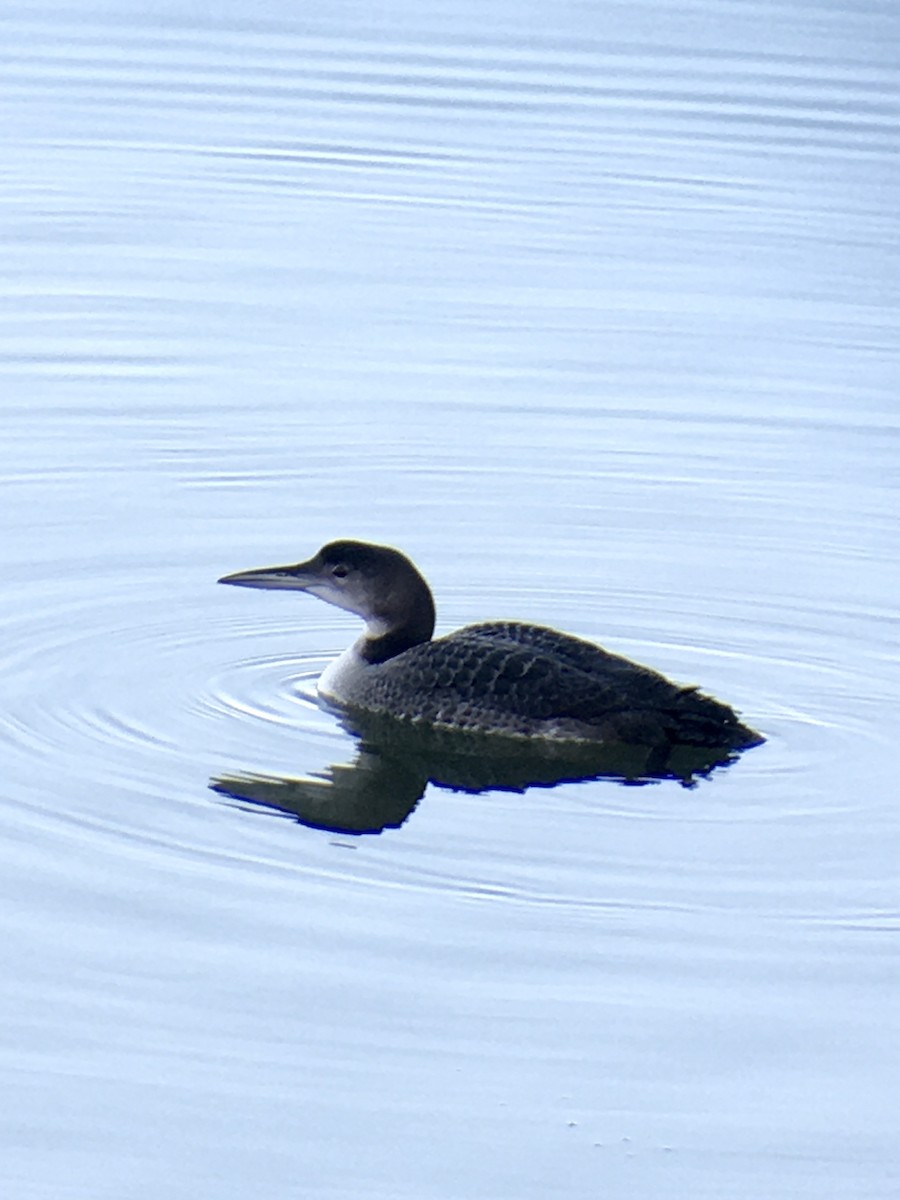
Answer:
317 637 373 703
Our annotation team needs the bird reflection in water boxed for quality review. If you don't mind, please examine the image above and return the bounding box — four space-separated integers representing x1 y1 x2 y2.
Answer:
210 709 751 837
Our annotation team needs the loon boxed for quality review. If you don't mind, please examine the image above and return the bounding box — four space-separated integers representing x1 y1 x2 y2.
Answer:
218 540 763 750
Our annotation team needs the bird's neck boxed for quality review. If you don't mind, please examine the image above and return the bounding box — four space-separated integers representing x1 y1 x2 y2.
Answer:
358 577 436 665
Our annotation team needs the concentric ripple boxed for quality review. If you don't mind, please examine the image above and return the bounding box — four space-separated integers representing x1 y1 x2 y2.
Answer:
0 541 895 926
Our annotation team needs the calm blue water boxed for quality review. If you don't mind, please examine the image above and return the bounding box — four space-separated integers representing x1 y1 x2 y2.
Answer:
2 1 899 1196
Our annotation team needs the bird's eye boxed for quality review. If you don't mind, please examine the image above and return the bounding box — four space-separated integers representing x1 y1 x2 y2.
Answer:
331 564 349 579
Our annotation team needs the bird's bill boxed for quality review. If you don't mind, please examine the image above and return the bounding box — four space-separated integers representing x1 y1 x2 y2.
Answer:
217 561 317 591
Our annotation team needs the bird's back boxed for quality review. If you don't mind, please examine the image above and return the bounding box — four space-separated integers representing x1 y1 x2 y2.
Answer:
336 621 761 749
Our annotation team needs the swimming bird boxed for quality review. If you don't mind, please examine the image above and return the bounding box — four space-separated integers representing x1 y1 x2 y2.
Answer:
218 540 763 751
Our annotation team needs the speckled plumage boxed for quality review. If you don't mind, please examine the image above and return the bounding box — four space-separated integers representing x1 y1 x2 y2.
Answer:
333 620 761 748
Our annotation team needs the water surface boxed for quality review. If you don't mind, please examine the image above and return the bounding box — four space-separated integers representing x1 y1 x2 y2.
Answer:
2 1 899 1197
